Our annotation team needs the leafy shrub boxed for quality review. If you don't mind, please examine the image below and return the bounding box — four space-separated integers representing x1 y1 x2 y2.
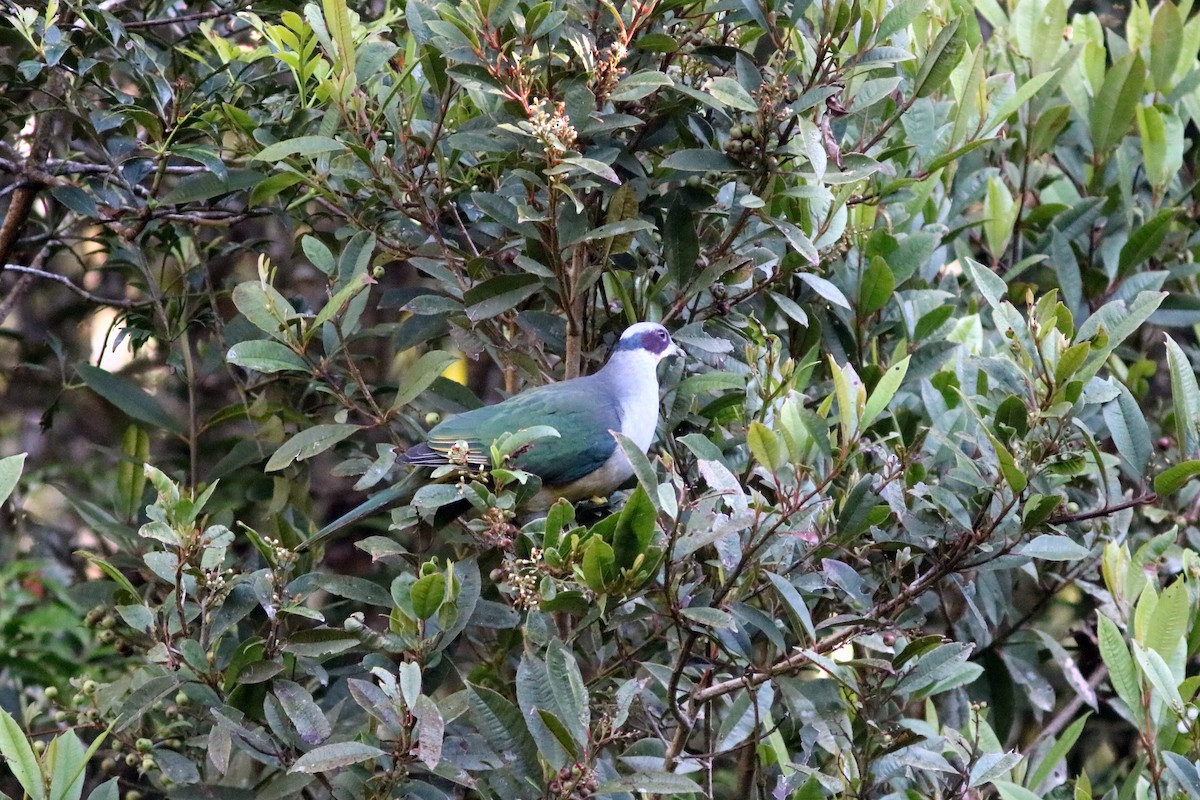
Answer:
2 0 1200 798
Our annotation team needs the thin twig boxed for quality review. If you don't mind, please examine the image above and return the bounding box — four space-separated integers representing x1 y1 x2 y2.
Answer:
3 262 143 309
123 3 252 29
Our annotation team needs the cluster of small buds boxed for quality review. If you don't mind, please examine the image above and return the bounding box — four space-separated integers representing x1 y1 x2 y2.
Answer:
496 548 544 610
261 534 296 565
199 566 235 593
448 439 473 467
548 762 599 799
480 506 517 549
528 97 578 156
591 41 628 99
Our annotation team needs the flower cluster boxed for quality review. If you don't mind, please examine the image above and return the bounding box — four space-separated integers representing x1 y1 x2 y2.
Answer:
528 97 577 156
591 41 628 100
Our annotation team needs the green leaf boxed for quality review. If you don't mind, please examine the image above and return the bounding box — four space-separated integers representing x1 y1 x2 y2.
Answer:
963 257 1007 309
289 742 385 773
1155 460 1200 496
681 606 736 629
463 274 541 322
1119 209 1175 275
1146 578 1190 660
0 705 45 800
47 729 87 800
1098 614 1141 711
597 772 704 794
1165 335 1200 457
391 350 459 410
707 76 759 111
610 485 656 571
1016 534 1089 561
859 256 894 315
77 365 185 435
1090 52 1145 154
227 340 310 374
274 680 332 745
747 420 784 471
410 573 447 620
992 780 1044 800
161 170 263 205
663 200 699 287
1103 385 1152 473
1025 712 1090 791
914 17 966 97
983 71 1058 132
609 72 673 101
232 281 299 342
660 149 740 172
322 0 356 73
986 432 1027 493
249 172 305 206
116 427 149 521
861 356 910 429
466 684 539 775
266 424 361 472
255 136 347 162
0 452 26 508
581 536 615 592
1137 105 1185 192
1149 1 1183 93
546 639 590 748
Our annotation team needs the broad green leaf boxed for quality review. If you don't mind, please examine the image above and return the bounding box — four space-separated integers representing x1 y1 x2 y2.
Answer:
707 76 758 111
289 742 385 773
1119 209 1175 274
1138 105 1185 192
747 421 785 471
986 432 1027 493
1104 385 1152 473
1132 641 1184 712
231 281 300 343
968 752 1023 788
1165 335 1200 457
255 136 347 161
861 356 910 429
964 257 1007 309
1016 534 1089 561
682 606 736 629
1149 1 1183 93
1026 712 1090 791
77 365 185 435
227 340 310 374
47 729 88 800
116 427 149 521
546 639 590 748
1155 460 1200 495
609 72 672 101
266 424 361 471
412 695 444 769
660 149 740 172
663 200 699 287
1146 578 1190 661
598 773 704 794
0 452 26 508
0 706 44 800
1090 52 1145 154
993 780 1044 800
274 680 332 745
410 573 446 619
322 0 355 73
1097 614 1141 711
391 350 460 410
466 684 539 774
859 256 894 315
610 485 656 571
463 274 541 322
914 17 966 97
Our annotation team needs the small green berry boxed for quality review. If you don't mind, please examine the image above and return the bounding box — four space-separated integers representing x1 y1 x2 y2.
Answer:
136 738 153 753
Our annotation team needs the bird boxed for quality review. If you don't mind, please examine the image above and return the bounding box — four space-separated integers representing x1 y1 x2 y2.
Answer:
300 322 683 549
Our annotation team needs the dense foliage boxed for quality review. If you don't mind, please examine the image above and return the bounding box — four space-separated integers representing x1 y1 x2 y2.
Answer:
2 0 1200 797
